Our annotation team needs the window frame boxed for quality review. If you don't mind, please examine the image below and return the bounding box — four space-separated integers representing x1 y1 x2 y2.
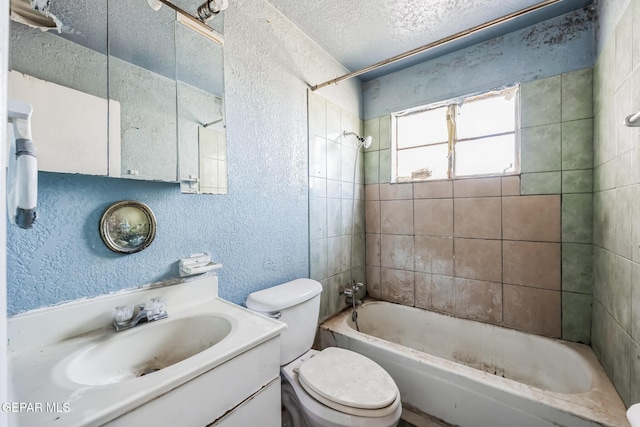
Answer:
390 86 520 183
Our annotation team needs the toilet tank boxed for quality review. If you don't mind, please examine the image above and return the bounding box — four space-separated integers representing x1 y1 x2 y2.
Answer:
246 279 323 365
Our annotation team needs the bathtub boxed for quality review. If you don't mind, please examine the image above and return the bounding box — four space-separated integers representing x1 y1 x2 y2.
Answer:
320 300 629 427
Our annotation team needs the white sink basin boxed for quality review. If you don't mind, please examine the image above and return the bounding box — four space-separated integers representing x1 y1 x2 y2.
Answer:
65 315 232 385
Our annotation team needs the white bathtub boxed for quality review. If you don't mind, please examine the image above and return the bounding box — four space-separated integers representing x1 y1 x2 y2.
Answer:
320 300 629 427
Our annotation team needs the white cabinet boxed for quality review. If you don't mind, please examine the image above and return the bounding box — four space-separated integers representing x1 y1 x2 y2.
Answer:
213 378 281 427
103 337 282 427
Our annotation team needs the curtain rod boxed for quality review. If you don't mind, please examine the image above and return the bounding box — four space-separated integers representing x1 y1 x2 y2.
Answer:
310 0 561 91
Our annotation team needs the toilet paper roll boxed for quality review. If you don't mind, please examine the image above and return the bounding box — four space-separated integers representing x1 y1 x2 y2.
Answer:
627 404 640 427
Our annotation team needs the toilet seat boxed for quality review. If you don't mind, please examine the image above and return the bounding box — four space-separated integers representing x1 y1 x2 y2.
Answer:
297 347 399 417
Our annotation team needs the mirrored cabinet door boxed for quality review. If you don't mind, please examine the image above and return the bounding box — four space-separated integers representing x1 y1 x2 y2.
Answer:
175 8 227 195
7 0 110 176
108 0 178 182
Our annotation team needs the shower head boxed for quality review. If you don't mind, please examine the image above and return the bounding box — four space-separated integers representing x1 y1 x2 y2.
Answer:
343 131 372 149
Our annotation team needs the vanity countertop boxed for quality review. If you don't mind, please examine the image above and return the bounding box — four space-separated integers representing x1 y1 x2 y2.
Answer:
7 276 286 427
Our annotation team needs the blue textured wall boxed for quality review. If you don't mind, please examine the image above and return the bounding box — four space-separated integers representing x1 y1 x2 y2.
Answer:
7 0 362 315
364 8 595 119
7 170 308 314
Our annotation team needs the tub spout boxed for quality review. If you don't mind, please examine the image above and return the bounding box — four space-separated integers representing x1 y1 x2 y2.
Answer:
346 296 362 307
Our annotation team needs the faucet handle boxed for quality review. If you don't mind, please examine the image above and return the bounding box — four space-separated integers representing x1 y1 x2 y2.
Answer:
113 305 134 324
148 297 166 315
342 287 354 297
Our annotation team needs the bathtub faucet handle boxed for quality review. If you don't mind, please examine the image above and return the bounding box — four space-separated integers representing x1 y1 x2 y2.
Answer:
341 287 355 296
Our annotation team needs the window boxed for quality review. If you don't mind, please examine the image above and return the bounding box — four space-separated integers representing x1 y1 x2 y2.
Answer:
392 86 519 182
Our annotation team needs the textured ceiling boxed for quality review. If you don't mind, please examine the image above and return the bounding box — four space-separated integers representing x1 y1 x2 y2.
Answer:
35 0 593 83
268 0 593 80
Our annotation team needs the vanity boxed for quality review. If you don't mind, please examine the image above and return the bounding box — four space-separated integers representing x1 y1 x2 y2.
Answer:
7 276 286 426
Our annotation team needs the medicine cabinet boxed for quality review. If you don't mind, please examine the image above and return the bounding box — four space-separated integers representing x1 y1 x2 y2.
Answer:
7 0 226 194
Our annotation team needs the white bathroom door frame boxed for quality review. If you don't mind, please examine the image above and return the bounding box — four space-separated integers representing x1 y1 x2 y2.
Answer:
1 0 10 422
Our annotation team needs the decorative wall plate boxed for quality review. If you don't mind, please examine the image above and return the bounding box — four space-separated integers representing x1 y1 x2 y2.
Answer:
100 201 156 254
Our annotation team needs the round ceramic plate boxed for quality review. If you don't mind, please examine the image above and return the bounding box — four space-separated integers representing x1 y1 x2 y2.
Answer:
99 201 156 254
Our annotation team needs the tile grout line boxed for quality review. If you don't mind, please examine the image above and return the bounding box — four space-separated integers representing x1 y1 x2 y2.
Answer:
501 178 505 327
452 184 457 318
560 73 564 340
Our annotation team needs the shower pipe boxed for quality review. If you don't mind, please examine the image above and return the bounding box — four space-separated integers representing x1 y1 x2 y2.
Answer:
343 131 371 332
343 131 371 294
345 132 371 296
310 0 561 91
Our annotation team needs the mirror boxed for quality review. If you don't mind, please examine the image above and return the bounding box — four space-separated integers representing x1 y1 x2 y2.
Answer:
8 0 110 175
108 0 178 182
175 5 227 194
7 0 226 194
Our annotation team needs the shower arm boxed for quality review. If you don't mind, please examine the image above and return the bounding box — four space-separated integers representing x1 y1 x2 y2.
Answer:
343 131 363 142
343 131 372 148
310 0 560 91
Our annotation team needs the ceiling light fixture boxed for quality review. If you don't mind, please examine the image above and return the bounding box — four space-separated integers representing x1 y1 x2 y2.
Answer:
197 0 229 22
146 0 224 46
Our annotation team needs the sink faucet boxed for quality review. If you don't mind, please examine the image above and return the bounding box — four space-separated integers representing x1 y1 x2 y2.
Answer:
112 297 168 332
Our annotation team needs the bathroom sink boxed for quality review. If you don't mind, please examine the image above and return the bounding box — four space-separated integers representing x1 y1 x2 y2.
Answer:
9 277 287 427
65 315 232 385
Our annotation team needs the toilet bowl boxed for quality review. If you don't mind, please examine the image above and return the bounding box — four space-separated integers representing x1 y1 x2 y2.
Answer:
281 350 401 427
246 279 401 427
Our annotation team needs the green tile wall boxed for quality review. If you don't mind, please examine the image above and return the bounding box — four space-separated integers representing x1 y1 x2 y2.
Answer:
520 69 594 345
562 193 593 244
521 75 562 127
562 170 593 194
592 0 640 407
521 172 561 195
562 292 592 343
562 243 593 294
562 119 594 170
520 124 562 173
364 116 391 185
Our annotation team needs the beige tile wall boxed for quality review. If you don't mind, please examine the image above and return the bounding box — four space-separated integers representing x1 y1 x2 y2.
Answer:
366 177 564 338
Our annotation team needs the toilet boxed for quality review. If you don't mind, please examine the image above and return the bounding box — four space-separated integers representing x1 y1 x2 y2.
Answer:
246 278 402 427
